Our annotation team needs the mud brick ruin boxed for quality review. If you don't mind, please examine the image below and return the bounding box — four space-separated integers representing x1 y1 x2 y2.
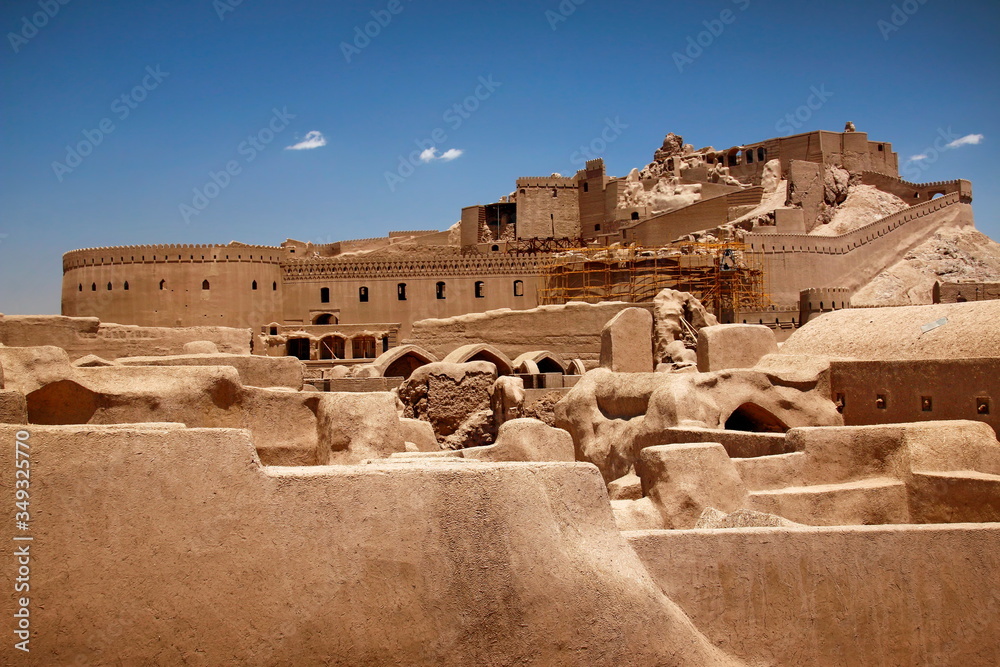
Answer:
3 126 999 664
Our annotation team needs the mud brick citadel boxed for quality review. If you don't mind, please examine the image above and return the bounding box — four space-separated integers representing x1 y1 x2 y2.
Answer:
3 125 998 664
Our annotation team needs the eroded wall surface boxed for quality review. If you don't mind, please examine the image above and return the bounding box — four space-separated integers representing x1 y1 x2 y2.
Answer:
628 525 1000 666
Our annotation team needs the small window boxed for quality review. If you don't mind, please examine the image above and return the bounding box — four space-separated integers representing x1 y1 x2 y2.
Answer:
551 189 557 198
583 182 589 192
631 212 639 221
359 286 369 302
746 150 754 164
123 281 129 291
397 283 407 301
491 244 499 252
921 397 933 412
272 281 277 291
835 393 846 414
320 287 330 303
594 224 601 232
91 283 97 291
78 284 82 292
269 326 278 336
159 279 166 290
202 280 210 290
513 280 524 297
978 398 991 415
758 147 766 162
436 281 446 299
475 281 485 298
878 144 884 152
107 282 112 291
876 395 887 410
252 281 258 291
519 189 525 195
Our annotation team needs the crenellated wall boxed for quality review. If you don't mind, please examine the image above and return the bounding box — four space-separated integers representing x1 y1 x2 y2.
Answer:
746 193 971 305
62 244 286 328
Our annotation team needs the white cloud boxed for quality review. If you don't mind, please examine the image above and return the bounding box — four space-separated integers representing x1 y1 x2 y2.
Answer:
419 147 464 163
946 133 984 149
909 154 929 162
285 131 327 151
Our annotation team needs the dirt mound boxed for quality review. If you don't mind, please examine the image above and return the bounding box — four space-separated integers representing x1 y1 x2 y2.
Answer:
811 184 909 237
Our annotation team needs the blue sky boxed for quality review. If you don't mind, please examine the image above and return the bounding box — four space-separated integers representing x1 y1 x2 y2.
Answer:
1 0 997 315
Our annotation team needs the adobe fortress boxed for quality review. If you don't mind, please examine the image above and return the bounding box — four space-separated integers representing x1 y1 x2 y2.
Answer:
62 127 981 361
3 126 998 664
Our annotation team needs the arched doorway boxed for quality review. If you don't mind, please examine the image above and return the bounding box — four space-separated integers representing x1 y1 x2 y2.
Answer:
724 403 789 433
286 338 311 361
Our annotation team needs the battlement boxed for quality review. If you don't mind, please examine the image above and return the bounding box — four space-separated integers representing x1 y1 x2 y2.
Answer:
63 244 286 272
388 230 440 237
516 177 578 188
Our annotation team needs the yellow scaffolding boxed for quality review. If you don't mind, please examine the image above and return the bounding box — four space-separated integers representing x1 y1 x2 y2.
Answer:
537 242 770 320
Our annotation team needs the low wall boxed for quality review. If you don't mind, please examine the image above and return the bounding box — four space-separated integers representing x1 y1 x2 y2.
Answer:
0 315 251 360
405 301 651 364
628 524 1000 666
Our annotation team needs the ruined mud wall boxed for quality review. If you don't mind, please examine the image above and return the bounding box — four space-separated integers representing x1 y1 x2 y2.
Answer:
628 524 1000 666
405 301 653 365
0 315 250 360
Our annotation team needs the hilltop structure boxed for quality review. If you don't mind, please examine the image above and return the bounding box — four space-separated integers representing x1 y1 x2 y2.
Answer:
62 127 984 363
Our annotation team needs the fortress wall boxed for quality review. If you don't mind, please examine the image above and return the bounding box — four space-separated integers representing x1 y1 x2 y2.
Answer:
747 195 971 304
405 301 651 363
63 256 284 329
628 524 1000 666
860 172 969 203
0 315 250 359
281 256 544 337
516 179 580 239
626 188 765 245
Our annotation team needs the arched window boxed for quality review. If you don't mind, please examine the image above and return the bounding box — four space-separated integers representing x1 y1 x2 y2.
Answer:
758 147 766 162
475 281 485 298
320 287 330 303
631 211 640 221
107 282 112 291
746 150 754 164
397 283 407 301
359 286 369 302
272 281 277 291
123 281 129 291
202 280 210 290
252 280 258 291
78 284 82 292
159 279 166 290
513 280 524 297
436 282 446 299
91 283 96 292
491 244 500 252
